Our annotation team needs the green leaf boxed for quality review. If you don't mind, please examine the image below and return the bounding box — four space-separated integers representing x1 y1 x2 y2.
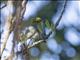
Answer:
37 23 43 33
45 19 55 32
45 19 51 28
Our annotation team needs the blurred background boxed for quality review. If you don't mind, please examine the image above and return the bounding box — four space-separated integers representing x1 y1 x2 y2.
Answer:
0 0 80 60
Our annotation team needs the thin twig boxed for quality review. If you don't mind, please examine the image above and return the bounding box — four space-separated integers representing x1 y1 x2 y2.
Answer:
46 31 52 39
21 0 27 19
28 40 44 49
55 0 67 29
0 3 7 9
28 31 52 49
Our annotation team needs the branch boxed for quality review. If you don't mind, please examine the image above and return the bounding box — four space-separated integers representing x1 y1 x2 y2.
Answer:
1 1 14 55
0 3 7 9
22 43 30 60
21 0 27 19
28 40 44 49
55 0 67 29
13 0 27 46
28 31 52 49
11 0 28 60
1 0 28 60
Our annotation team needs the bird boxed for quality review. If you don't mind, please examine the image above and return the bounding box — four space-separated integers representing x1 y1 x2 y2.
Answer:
18 17 54 44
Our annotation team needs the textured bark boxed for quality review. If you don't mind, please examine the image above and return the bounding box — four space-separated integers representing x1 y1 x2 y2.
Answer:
1 1 14 55
12 0 29 60
1 0 28 60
